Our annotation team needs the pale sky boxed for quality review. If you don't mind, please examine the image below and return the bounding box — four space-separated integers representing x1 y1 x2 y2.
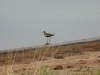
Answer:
0 0 100 50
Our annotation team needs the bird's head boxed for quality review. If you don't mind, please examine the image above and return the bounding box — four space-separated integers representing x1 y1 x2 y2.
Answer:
42 31 46 33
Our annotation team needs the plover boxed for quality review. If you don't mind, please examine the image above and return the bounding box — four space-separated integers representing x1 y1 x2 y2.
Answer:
42 31 55 44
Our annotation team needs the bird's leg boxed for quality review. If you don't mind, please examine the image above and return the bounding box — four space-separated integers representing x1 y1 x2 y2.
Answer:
49 37 51 44
47 37 48 44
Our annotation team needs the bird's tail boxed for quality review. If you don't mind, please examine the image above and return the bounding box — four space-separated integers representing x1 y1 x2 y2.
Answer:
52 34 55 36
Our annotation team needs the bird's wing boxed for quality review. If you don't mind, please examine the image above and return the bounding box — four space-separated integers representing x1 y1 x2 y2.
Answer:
50 34 55 36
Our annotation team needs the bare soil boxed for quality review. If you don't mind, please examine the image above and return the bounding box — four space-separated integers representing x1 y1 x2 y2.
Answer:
0 41 100 75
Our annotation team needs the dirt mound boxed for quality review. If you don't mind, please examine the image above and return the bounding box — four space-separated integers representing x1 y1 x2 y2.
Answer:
77 60 86 64
92 60 100 64
54 55 64 59
97 56 100 58
53 65 63 70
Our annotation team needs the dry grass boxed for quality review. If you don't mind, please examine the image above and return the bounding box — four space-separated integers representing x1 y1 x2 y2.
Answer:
0 41 100 75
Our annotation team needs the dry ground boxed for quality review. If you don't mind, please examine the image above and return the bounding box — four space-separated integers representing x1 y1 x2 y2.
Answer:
0 41 100 75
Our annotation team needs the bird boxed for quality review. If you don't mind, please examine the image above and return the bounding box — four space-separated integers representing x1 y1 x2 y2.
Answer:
42 31 55 45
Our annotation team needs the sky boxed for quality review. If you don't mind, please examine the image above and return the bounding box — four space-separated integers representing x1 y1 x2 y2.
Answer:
0 0 100 50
